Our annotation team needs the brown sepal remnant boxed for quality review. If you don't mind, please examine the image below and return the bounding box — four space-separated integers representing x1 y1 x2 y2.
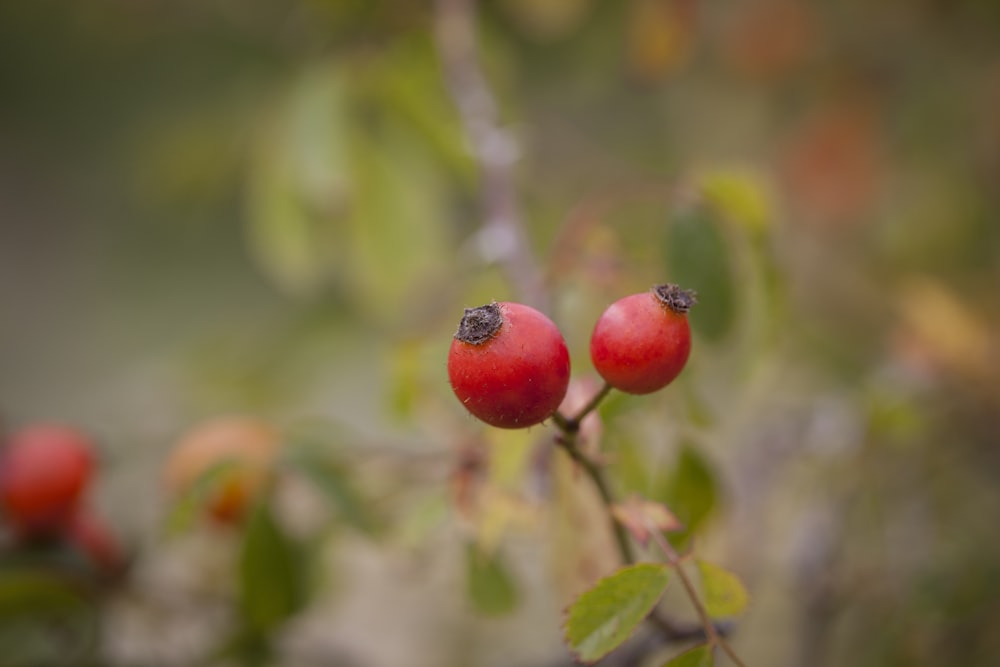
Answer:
653 284 698 314
454 302 504 345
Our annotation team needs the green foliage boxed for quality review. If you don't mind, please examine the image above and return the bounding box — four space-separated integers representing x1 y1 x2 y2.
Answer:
2 0 999 665
664 206 736 342
238 503 307 633
699 169 772 236
661 644 714 667
243 40 461 317
245 63 353 297
0 570 97 667
163 460 241 535
696 560 749 619
465 544 519 616
563 563 671 663
284 445 380 536
656 443 720 548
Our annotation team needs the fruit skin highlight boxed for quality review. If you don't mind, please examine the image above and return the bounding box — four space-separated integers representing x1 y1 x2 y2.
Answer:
590 284 696 395
0 424 96 537
164 416 281 524
448 301 571 429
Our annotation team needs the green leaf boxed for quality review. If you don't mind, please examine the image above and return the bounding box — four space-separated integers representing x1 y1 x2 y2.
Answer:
696 560 749 618
0 571 97 667
239 503 305 632
664 206 736 341
466 544 519 616
564 563 671 663
245 63 353 296
661 643 714 667
699 168 772 234
164 460 241 535
367 39 472 180
284 447 379 536
345 120 451 325
0 571 87 617
656 443 719 548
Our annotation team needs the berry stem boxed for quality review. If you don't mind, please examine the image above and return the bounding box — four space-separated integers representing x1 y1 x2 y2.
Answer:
553 381 613 434
648 528 748 667
555 429 635 564
553 381 738 654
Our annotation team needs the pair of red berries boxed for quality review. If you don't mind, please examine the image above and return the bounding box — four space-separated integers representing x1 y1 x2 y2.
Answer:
447 284 696 429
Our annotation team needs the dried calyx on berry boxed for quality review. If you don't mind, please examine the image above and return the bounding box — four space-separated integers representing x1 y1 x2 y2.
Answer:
653 283 697 314
454 302 504 345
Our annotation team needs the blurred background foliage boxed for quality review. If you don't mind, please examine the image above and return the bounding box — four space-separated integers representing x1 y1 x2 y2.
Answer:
1 0 999 666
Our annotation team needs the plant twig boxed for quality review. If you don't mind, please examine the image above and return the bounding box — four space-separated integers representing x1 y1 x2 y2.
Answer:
555 427 635 564
555 381 613 434
648 529 748 667
554 382 736 653
433 0 547 310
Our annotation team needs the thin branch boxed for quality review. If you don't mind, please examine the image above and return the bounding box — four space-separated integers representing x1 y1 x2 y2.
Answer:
648 530 748 667
433 0 547 310
553 379 740 655
555 431 635 564
555 381 614 434
434 3 741 661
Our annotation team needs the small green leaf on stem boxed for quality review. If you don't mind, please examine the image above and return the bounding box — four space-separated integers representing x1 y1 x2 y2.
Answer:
660 643 715 667
696 560 749 619
564 563 672 663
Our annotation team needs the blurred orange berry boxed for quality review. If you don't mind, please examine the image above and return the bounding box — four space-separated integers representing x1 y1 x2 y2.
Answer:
164 416 281 524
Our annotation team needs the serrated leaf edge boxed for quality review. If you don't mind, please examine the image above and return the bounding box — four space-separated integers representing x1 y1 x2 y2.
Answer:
561 562 671 665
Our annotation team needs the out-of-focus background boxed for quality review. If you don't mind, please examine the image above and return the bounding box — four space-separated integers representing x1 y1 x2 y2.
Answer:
1 1 998 666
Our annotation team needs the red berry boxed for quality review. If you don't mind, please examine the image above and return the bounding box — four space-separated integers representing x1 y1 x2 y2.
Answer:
448 302 571 429
0 424 96 536
590 284 696 395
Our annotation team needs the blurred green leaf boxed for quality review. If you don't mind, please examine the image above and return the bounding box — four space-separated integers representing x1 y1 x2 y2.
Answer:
499 0 595 40
466 544 519 616
660 644 714 667
664 206 736 342
163 460 240 536
245 63 354 296
345 121 452 324
609 432 655 497
656 443 719 548
0 571 97 667
367 39 473 180
239 503 306 633
564 563 671 663
699 168 772 234
696 560 749 618
395 490 450 550
0 571 87 617
285 446 380 536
